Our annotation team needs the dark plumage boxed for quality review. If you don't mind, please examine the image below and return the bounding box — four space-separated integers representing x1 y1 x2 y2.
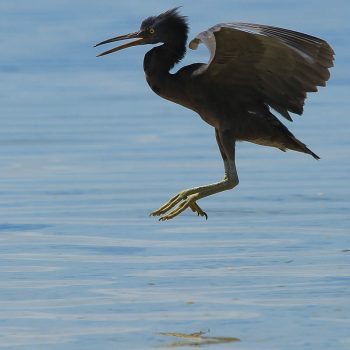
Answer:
95 8 334 220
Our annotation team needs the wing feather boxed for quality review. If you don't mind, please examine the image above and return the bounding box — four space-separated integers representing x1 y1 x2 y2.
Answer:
189 23 334 120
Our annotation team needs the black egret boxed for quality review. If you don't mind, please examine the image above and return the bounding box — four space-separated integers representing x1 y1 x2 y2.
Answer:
95 8 334 221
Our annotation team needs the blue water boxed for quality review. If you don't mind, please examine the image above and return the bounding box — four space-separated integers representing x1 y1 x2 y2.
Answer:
0 0 349 349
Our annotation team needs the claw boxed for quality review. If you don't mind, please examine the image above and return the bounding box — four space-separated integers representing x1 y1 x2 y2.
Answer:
156 194 208 221
189 202 208 220
150 186 216 220
150 169 237 220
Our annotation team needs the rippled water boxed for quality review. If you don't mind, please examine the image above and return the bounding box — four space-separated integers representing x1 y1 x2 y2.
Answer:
0 0 349 349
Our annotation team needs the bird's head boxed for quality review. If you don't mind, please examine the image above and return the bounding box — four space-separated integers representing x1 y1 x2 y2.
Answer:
95 8 188 57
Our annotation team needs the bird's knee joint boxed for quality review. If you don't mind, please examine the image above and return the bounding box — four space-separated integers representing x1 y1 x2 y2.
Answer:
226 177 239 189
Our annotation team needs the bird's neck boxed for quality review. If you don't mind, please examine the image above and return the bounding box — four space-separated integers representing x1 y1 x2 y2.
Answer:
143 41 187 106
143 41 186 77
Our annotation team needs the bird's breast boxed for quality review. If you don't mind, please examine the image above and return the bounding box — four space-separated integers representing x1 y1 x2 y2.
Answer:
145 73 224 129
145 72 195 112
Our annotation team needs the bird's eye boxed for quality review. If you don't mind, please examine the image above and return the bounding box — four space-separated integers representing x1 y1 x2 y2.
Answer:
149 28 155 34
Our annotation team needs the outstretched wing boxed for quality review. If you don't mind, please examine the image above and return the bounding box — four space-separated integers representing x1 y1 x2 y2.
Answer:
189 23 334 121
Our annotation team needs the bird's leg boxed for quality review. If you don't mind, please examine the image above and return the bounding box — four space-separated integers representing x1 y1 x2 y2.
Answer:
154 159 238 220
151 130 238 221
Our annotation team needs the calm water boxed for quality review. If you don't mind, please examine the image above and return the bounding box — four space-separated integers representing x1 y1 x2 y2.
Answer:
0 1 349 349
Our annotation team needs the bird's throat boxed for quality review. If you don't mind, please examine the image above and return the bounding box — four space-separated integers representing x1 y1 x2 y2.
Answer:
143 42 186 76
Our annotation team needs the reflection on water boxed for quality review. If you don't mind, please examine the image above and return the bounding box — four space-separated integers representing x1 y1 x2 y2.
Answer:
159 331 240 347
0 0 349 349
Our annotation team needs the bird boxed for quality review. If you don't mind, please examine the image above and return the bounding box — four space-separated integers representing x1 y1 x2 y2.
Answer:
95 8 334 221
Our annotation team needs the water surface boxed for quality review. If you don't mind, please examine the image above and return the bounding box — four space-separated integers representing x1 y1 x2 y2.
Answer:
0 0 349 349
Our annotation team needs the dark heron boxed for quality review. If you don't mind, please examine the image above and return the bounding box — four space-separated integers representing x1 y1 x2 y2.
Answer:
95 8 334 221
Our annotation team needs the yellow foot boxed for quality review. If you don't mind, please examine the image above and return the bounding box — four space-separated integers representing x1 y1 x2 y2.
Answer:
150 192 208 221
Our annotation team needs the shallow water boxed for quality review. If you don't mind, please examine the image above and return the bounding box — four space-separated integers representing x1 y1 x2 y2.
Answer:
0 0 349 349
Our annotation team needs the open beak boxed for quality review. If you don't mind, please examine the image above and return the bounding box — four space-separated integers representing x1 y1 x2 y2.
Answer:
94 31 146 57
